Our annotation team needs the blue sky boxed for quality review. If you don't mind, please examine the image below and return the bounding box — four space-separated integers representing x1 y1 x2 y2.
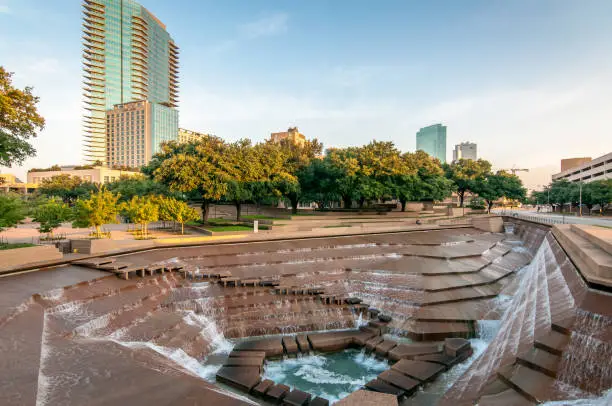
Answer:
1 0 611 188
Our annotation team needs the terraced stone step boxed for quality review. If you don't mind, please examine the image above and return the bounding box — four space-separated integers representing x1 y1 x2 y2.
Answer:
377 370 420 396
516 348 561 377
478 388 536 406
497 364 557 404
365 378 405 398
215 366 261 392
534 330 570 356
391 359 444 382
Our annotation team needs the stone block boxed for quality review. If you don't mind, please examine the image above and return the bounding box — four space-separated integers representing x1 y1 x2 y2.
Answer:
336 389 398 405
296 335 311 352
378 314 392 323
387 343 442 362
365 336 384 351
443 338 471 357
391 359 444 382
309 397 330 406
234 337 284 358
282 337 300 355
375 339 398 357
222 357 263 370
472 216 504 233
364 379 405 398
377 370 420 395
215 366 261 392
265 384 290 402
0 245 62 272
282 389 312 405
252 379 274 397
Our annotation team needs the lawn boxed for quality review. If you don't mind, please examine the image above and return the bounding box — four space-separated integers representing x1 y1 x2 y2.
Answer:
241 214 277 220
0 243 37 250
205 225 253 232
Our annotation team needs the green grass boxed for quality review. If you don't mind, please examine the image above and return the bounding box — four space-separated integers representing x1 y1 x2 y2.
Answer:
0 243 37 250
204 225 252 232
241 214 277 220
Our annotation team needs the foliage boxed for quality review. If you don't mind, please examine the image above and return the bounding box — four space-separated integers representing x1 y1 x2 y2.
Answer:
532 179 611 214
0 66 45 166
33 198 72 234
106 175 173 202
444 159 492 207
120 196 158 236
154 196 199 234
0 242 37 250
0 193 26 231
72 188 120 238
472 171 526 213
467 197 486 210
38 174 97 204
29 165 62 172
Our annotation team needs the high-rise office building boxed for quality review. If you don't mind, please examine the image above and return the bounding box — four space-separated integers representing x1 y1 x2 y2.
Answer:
452 142 477 162
82 0 179 165
416 124 447 163
178 128 209 144
270 127 306 147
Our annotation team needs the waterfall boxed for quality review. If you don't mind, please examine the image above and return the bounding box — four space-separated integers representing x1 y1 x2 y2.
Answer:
440 236 574 405
557 309 612 394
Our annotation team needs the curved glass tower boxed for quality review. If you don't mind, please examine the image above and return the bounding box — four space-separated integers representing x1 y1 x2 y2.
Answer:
82 0 179 165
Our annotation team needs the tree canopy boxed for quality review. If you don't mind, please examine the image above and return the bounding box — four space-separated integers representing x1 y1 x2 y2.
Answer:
0 193 25 231
0 66 45 166
473 171 526 213
32 198 72 235
72 188 120 237
444 159 492 207
38 174 97 204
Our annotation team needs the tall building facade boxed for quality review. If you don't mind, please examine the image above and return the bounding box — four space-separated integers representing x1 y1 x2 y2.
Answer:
553 152 611 184
416 124 447 163
82 0 179 165
560 157 592 172
270 127 306 147
452 142 477 162
178 128 209 144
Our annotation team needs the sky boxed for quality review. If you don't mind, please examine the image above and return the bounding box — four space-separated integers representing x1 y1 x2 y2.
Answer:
1 0 612 189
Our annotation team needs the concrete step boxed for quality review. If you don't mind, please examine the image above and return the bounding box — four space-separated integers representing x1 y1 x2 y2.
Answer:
534 330 570 356
497 364 557 404
479 388 536 406
516 348 561 378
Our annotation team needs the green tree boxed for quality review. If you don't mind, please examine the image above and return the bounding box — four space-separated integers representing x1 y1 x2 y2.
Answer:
583 179 612 215
223 139 263 220
298 158 340 209
444 158 492 207
106 175 173 202
120 196 159 237
0 66 46 166
38 174 97 204
72 189 120 238
0 193 25 231
549 179 577 213
473 171 526 213
397 150 452 210
162 196 199 234
148 137 230 222
33 198 71 236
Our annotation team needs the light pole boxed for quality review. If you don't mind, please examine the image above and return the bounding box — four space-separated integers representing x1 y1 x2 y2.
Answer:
579 181 582 217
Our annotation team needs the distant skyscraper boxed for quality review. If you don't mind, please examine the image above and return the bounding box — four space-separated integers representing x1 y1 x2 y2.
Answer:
416 124 447 163
453 142 477 162
82 0 179 165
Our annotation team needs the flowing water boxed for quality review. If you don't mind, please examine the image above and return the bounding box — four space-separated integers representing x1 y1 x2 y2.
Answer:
262 349 389 404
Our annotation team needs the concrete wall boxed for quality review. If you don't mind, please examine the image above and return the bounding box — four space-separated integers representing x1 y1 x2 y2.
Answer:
471 216 504 233
0 245 62 272
70 239 152 254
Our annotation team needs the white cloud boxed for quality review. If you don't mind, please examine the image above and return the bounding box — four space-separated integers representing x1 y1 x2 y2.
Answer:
241 12 289 39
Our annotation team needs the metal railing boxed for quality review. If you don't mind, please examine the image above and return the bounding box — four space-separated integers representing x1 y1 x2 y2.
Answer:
497 210 566 225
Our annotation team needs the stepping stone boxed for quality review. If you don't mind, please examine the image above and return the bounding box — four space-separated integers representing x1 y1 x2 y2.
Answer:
378 314 392 323
391 359 444 382
497 364 557 404
215 366 261 392
307 331 356 352
444 337 471 357
229 350 266 361
234 337 284 357
375 339 398 357
534 330 570 356
266 384 290 402
296 335 311 352
223 357 263 370
252 379 274 397
387 343 442 362
309 397 330 406
377 370 420 396
346 297 362 304
365 378 406 398
353 330 376 346
365 336 384 351
282 389 312 405
414 352 464 369
516 348 561 378
359 325 380 336
282 337 299 355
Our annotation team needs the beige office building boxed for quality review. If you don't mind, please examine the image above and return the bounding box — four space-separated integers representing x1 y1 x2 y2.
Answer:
560 157 592 172
106 100 178 167
27 166 140 185
178 128 208 144
270 127 306 147
552 152 612 183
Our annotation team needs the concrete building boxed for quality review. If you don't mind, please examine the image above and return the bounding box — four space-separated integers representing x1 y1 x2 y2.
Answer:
27 165 141 185
453 142 477 162
270 127 306 147
106 100 178 167
561 157 592 172
552 152 612 183
0 173 38 194
82 0 179 165
178 128 209 144
416 124 447 163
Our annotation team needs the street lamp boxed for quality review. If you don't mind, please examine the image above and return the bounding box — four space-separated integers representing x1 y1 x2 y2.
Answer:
579 180 583 217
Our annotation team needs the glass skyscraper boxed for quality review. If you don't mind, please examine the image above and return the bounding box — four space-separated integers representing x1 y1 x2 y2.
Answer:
82 0 179 165
416 124 447 163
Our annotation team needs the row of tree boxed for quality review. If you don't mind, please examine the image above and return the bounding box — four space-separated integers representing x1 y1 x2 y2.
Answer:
143 135 526 219
0 190 199 237
529 179 612 214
